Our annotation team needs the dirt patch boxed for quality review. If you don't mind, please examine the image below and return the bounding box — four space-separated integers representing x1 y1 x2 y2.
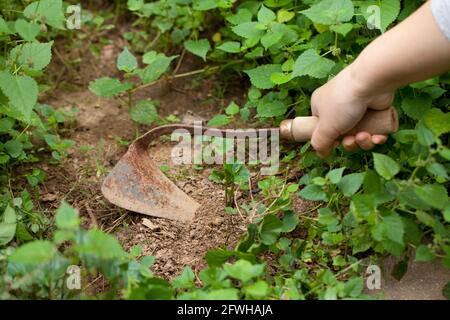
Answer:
35 38 257 280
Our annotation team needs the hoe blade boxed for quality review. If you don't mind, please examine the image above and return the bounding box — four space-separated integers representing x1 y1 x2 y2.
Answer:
101 125 200 222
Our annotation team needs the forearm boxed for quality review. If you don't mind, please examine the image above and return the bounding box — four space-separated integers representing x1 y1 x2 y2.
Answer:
350 1 450 96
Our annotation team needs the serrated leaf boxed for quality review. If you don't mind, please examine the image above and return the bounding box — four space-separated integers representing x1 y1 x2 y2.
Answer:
24 0 65 29
217 41 241 53
88 77 133 98
232 22 265 39
117 47 137 72
414 184 449 210
226 9 252 25
244 64 281 89
0 71 38 122
225 102 239 115
373 152 400 180
415 245 435 262
298 184 327 201
260 214 283 245
330 23 353 36
10 42 53 71
258 5 276 24
338 172 365 197
277 9 295 23
223 260 265 283
401 94 432 120
0 205 16 245
292 49 335 79
261 31 283 49
15 19 40 41
382 212 404 245
138 54 176 84
256 99 287 118
326 167 346 184
301 0 354 25
55 201 80 230
424 108 450 137
9 240 56 265
184 39 210 61
207 114 230 126
129 100 159 125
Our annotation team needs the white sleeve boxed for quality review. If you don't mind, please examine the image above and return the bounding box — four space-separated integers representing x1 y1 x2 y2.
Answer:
432 0 450 41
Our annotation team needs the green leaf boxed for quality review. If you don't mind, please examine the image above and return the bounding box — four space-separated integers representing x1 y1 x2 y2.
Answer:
373 152 400 180
227 9 252 25
401 94 432 120
261 31 283 49
330 23 353 36
382 212 404 245
4 140 23 158
415 245 435 262
138 54 176 83
15 19 40 41
11 42 53 71
338 172 365 197
257 5 276 24
129 100 159 125
244 280 269 298
223 259 265 283
292 49 335 79
256 99 287 118
207 114 230 126
225 102 240 115
301 0 354 25
270 72 291 85
24 0 65 29
232 22 265 39
55 201 80 229
379 0 401 33
9 240 56 264
424 108 450 137
217 41 241 53
184 39 210 61
78 229 126 259
0 71 38 122
299 184 327 201
117 47 137 72
88 77 133 98
260 214 283 245
0 205 16 245
326 167 346 184
414 184 449 210
244 64 282 89
277 9 295 23
172 266 195 289
0 17 13 34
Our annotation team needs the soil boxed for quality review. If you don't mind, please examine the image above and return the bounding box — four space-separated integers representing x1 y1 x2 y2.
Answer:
28 28 448 299
35 37 267 280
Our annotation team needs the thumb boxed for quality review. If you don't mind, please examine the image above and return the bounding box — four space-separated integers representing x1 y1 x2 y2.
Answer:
311 122 339 158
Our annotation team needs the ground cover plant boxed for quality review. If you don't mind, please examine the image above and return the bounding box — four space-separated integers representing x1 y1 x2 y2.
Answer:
0 0 449 299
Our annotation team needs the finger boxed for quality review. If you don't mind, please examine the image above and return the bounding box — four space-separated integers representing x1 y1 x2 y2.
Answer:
311 124 339 158
342 136 358 151
372 134 387 145
355 132 375 150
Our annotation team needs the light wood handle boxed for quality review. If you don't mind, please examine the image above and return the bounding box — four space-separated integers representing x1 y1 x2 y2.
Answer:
279 107 399 142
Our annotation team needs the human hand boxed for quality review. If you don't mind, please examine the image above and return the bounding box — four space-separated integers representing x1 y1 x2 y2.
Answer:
310 64 394 157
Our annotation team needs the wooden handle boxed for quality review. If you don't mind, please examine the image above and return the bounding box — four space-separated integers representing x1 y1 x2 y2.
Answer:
279 107 399 142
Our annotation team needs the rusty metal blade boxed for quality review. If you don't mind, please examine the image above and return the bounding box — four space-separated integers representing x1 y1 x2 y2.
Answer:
101 124 280 222
101 125 201 222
